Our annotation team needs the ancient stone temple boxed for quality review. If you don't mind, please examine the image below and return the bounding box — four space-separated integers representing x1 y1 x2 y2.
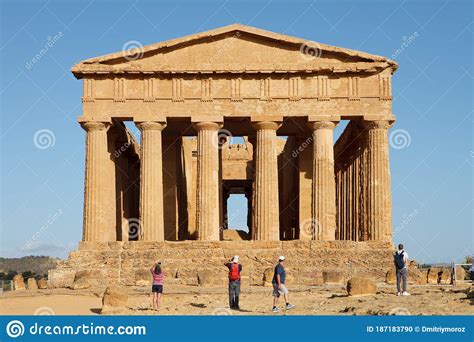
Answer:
51 24 398 288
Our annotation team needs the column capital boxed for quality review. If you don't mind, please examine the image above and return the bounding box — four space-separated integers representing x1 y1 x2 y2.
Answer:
307 120 338 131
80 121 110 132
362 119 394 130
192 121 222 131
136 121 166 131
252 121 281 131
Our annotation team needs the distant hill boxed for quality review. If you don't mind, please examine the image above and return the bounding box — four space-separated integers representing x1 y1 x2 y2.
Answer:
0 256 60 276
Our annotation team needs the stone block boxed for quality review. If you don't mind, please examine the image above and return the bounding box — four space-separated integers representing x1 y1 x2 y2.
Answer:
323 271 345 285
102 285 128 308
197 269 214 286
222 230 250 241
13 275 25 291
54 241 396 288
347 277 377 296
37 278 48 289
299 268 322 286
71 269 102 289
427 268 440 284
385 269 396 284
467 286 474 299
454 266 466 281
27 278 38 290
251 241 282 249
263 267 274 287
439 269 452 285
412 269 427 285
72 278 90 290
48 269 75 288
285 272 296 286
135 269 151 287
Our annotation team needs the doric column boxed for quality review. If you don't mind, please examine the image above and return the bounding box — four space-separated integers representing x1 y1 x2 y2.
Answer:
136 121 166 241
308 120 338 240
363 120 393 242
252 121 280 240
193 121 221 241
80 121 113 242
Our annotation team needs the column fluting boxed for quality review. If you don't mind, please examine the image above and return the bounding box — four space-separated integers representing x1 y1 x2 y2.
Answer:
81 121 113 242
193 121 221 241
136 121 166 241
308 121 338 240
252 121 280 241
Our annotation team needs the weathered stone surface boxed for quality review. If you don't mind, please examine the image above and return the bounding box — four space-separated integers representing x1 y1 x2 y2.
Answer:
467 286 474 299
299 268 323 286
72 270 102 289
323 271 345 285
48 269 75 288
253 121 280 241
347 277 377 296
308 121 337 240
135 269 151 286
71 24 396 250
411 268 428 285
222 230 250 241
27 278 38 290
61 25 401 294
136 121 166 241
72 278 91 290
439 270 452 285
53 241 398 288
385 269 396 284
263 268 274 287
102 286 128 308
13 275 25 291
194 122 221 241
37 278 48 289
454 266 466 281
427 268 440 284
163 267 178 281
197 269 214 286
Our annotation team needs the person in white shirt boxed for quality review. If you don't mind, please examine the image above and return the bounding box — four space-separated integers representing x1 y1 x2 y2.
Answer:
394 244 410 296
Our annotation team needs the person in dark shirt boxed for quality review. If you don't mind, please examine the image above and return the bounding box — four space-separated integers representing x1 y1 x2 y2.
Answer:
394 243 410 296
225 255 242 310
271 255 295 312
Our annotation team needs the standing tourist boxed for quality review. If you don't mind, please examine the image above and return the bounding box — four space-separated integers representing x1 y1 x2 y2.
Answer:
394 244 410 296
224 255 242 310
272 256 295 312
150 261 165 310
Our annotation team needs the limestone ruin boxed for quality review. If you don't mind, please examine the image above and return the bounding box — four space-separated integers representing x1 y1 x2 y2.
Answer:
52 24 399 288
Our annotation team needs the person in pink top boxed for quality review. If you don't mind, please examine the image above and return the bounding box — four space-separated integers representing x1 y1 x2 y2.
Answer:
150 261 165 311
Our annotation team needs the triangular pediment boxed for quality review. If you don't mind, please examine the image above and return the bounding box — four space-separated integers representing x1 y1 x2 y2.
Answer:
72 24 396 77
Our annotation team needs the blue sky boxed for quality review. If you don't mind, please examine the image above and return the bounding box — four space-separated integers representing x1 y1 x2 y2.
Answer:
0 0 472 264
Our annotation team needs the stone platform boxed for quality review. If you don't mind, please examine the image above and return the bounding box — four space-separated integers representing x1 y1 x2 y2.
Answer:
49 241 395 289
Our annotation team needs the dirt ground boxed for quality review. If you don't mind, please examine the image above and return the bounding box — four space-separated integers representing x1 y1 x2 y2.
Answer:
1 284 472 316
